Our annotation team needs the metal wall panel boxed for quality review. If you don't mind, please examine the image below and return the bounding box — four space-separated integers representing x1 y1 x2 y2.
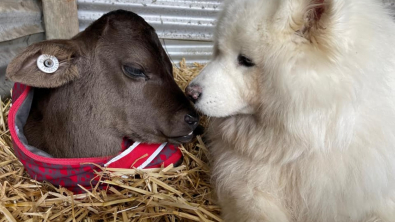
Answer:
0 0 43 42
0 0 45 97
77 0 223 65
77 0 221 41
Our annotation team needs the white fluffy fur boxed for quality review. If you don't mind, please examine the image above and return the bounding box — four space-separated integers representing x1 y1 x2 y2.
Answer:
189 0 395 221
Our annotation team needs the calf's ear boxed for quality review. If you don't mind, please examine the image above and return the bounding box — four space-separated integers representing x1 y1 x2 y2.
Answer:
6 40 80 88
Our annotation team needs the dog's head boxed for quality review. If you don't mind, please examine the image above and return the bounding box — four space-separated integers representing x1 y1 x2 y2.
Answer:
187 0 367 118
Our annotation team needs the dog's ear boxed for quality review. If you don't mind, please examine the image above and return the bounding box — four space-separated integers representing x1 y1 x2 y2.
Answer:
296 0 330 42
6 40 80 88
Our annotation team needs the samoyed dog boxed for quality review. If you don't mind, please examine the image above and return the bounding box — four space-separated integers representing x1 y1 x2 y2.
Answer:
186 0 395 221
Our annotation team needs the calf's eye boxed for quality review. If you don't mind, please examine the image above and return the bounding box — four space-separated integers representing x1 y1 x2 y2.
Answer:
123 65 148 80
237 54 255 67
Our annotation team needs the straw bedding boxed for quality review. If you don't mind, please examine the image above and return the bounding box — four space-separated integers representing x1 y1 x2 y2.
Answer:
0 59 221 222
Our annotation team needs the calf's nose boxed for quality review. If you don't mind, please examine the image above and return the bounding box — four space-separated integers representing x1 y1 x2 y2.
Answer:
185 84 202 103
184 114 199 130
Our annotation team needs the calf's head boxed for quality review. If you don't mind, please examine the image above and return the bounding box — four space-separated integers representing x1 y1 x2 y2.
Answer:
6 10 199 158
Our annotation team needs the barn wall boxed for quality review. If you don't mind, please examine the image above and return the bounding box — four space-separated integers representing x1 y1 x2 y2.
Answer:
0 0 45 97
77 0 222 65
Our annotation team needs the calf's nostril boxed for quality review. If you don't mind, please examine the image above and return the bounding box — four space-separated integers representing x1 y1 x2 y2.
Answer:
184 114 199 128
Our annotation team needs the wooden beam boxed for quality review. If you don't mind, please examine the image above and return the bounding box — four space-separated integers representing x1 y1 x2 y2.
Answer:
42 0 79 40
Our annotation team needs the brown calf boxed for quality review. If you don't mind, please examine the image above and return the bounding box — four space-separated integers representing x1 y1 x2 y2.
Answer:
6 10 199 158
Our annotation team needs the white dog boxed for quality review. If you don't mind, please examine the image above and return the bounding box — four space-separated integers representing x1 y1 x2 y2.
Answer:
186 0 395 221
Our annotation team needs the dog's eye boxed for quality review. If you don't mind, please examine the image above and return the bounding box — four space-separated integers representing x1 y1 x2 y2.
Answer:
123 65 148 80
238 54 255 67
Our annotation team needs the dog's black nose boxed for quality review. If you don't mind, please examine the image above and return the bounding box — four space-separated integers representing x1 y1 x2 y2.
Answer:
184 114 199 129
185 84 202 103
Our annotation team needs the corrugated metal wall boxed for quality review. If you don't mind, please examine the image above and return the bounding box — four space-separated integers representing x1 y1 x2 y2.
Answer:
0 0 45 97
77 0 222 65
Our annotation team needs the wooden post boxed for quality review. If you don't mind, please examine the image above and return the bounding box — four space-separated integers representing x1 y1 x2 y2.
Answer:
42 0 79 40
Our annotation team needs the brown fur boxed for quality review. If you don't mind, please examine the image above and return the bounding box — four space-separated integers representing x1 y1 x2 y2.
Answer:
6 10 198 158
